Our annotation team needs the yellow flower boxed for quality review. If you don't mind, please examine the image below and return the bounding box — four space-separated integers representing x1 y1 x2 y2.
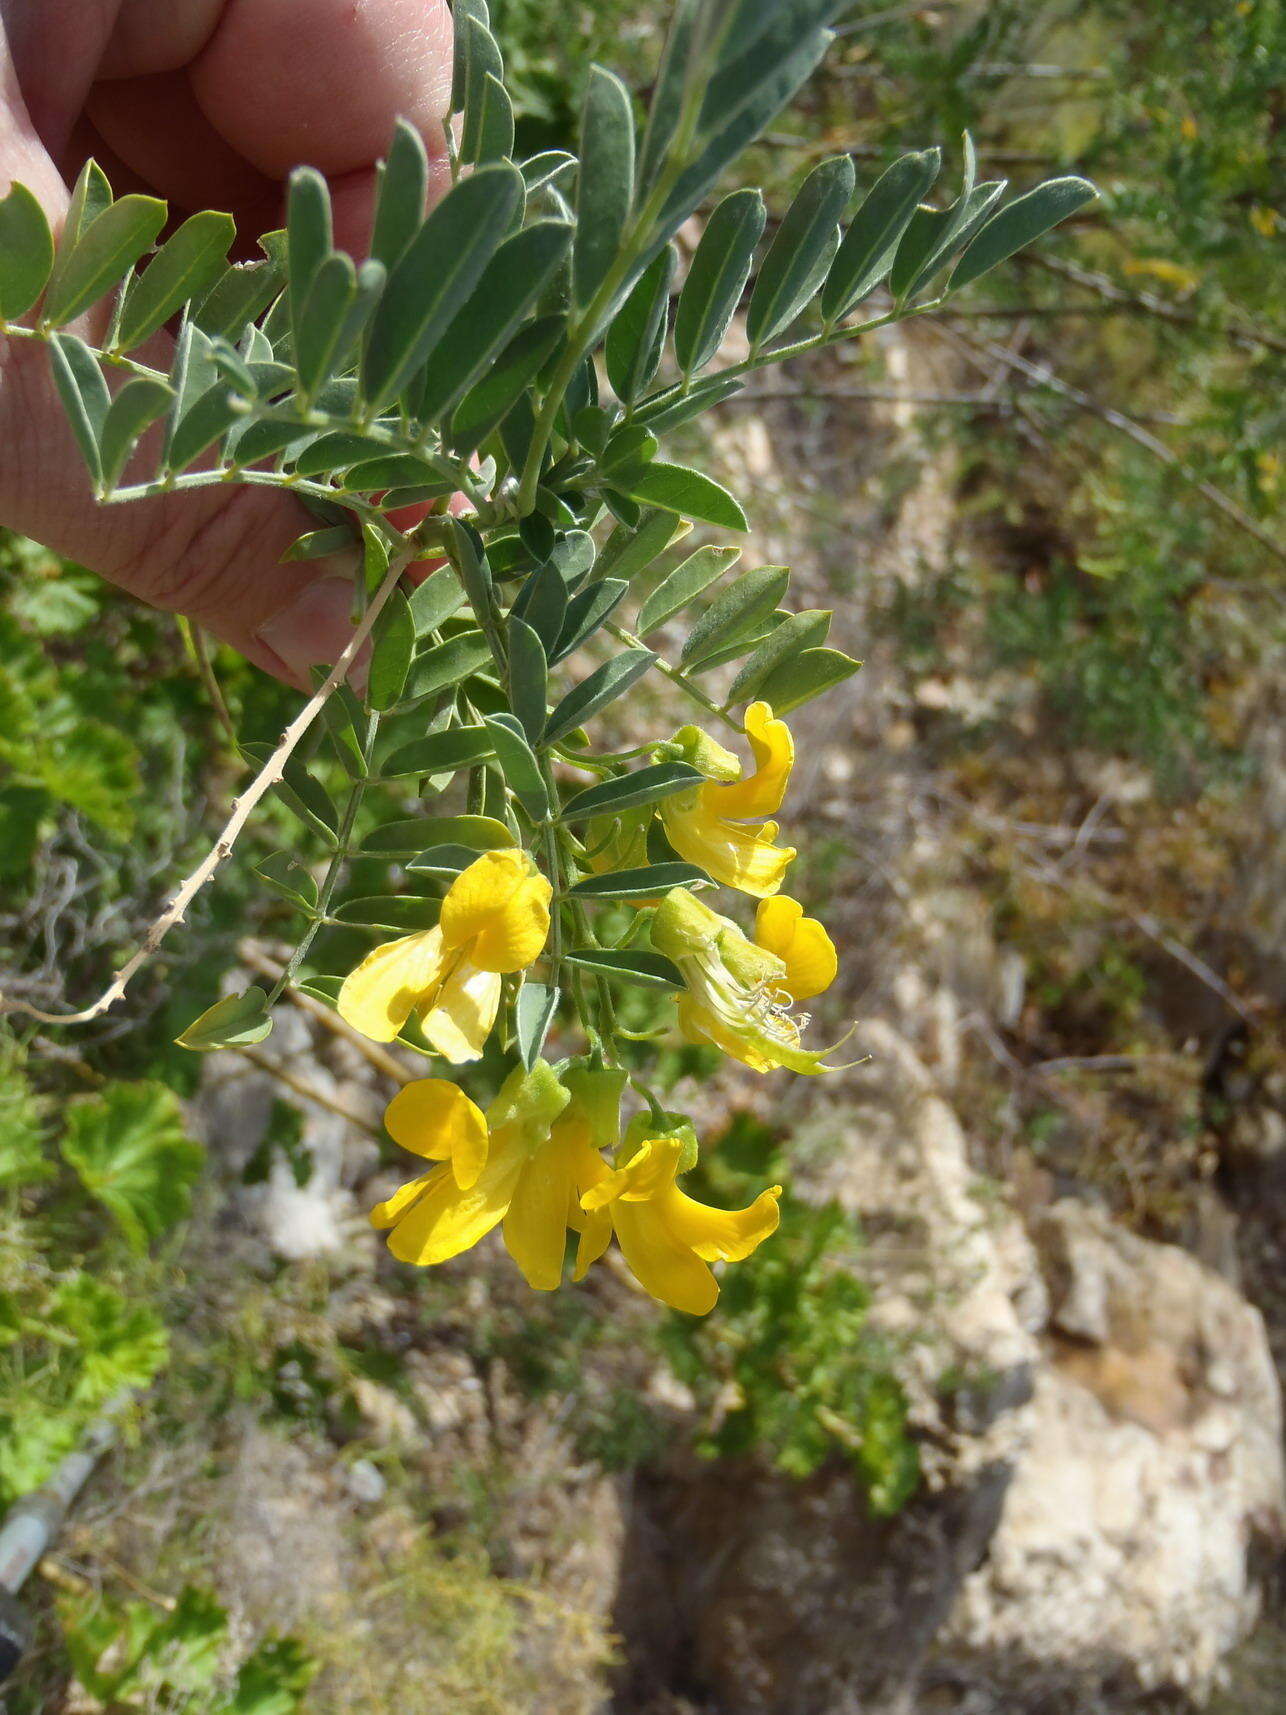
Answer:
371 1064 623 1290
338 848 551 1056
581 1130 781 1315
652 888 844 1074
660 702 796 897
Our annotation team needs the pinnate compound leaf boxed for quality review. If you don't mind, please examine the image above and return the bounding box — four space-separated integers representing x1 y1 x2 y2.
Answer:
675 188 766 374
114 210 235 350
820 148 941 321
363 162 523 410
43 195 166 327
176 989 274 1053
558 762 703 821
950 176 1098 293
681 564 789 666
752 644 861 714
574 66 635 308
747 153 854 348
637 544 741 637
61 1081 205 1250
609 461 746 532
0 181 54 320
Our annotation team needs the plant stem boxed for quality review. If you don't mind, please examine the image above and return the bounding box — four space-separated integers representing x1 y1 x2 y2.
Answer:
605 620 742 732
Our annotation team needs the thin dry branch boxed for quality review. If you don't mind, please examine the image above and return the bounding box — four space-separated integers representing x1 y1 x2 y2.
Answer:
237 937 416 1086
0 551 412 1028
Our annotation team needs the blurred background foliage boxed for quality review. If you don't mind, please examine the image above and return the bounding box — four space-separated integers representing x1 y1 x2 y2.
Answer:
0 2 1281 1709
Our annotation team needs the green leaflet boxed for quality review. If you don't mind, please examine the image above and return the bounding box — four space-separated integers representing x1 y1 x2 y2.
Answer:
484 713 550 820
564 949 683 990
507 616 549 744
680 564 790 666
570 862 708 900
752 645 861 714
609 461 747 532
176 989 274 1053
360 815 512 856
543 648 656 745
401 631 493 706
0 182 54 320
637 545 741 637
674 188 766 374
558 762 704 822
725 608 832 703
370 118 429 272
285 167 333 346
820 149 941 321
114 210 235 351
574 66 636 308
48 333 109 485
367 588 415 711
516 982 560 1070
99 376 173 490
362 162 524 410
950 176 1098 293
416 221 572 425
747 153 854 348
450 313 565 452
381 726 496 779
606 245 675 404
43 194 167 328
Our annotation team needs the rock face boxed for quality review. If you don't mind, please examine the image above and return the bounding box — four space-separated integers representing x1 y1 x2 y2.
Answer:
615 1024 1285 1713
950 1200 1285 1697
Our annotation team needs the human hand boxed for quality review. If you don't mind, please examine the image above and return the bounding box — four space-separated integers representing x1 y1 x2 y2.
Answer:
0 0 454 683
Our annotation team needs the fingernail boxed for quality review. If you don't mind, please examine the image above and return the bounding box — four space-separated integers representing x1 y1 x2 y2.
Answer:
255 572 370 693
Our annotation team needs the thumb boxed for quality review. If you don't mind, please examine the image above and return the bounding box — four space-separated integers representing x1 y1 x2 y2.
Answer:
0 327 363 684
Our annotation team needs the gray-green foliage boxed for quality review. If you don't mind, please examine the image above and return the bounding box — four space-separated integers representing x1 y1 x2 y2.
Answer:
0 0 1093 1060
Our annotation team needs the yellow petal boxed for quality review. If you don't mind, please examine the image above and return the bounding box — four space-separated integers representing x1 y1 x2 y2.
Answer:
659 1182 781 1262
369 1169 438 1231
581 1137 683 1212
383 1078 489 1189
337 927 445 1043
501 1128 586 1291
420 963 501 1063
439 849 552 973
662 802 795 898
704 701 793 821
612 1201 720 1315
382 1131 526 1266
573 1207 613 1280
755 897 838 1002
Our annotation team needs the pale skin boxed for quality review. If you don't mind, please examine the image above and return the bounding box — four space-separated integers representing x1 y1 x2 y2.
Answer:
0 0 455 684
